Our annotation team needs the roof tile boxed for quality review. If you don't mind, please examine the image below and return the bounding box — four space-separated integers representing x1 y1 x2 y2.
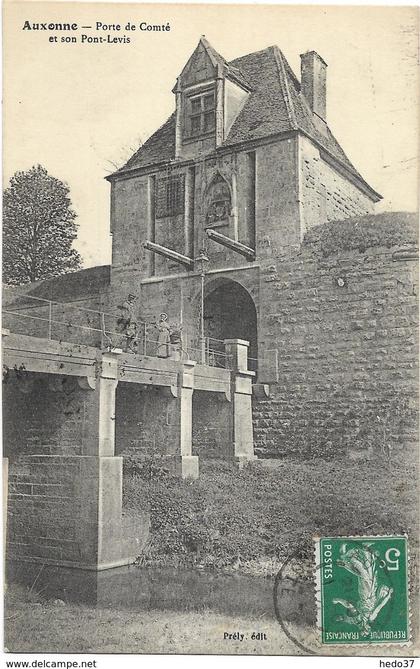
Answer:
112 42 378 197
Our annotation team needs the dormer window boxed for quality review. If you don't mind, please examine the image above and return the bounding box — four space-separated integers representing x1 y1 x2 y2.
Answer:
186 89 215 138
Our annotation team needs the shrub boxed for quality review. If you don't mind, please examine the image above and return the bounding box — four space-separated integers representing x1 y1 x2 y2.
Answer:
303 212 418 258
123 456 418 573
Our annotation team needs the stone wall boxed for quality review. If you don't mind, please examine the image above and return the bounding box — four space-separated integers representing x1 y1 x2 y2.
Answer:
2 300 108 348
255 218 418 460
109 169 417 466
192 390 232 458
135 266 260 358
108 134 377 341
109 137 299 294
3 376 92 459
3 266 112 348
116 385 235 462
4 376 91 564
115 383 179 458
255 139 301 255
7 455 100 564
111 176 149 271
2 353 143 569
299 136 374 236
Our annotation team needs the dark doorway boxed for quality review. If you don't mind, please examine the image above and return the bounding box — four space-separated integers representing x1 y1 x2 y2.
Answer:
203 279 258 371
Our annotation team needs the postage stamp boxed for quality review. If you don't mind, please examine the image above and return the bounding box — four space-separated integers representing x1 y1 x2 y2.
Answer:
315 536 410 646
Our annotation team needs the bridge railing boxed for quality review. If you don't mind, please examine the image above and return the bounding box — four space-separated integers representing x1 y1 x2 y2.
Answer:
183 337 233 369
3 295 281 379
3 296 280 377
2 296 235 369
3 295 105 347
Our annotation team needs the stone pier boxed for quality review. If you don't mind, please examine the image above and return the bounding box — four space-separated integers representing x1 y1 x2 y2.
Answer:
191 339 256 466
3 331 257 571
225 339 257 467
3 337 148 571
157 360 199 479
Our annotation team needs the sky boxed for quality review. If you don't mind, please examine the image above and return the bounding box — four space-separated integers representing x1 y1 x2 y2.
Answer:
3 2 419 268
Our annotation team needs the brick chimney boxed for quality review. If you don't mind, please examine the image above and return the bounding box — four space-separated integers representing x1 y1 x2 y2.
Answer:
300 51 327 121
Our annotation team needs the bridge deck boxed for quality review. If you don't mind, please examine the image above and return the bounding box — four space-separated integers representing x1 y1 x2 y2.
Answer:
2 331 232 396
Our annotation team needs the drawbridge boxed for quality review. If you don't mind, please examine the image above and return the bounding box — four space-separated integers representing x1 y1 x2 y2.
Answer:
3 295 257 571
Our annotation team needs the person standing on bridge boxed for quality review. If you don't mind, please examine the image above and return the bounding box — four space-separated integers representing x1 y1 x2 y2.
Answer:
156 313 171 358
116 293 138 352
169 321 183 360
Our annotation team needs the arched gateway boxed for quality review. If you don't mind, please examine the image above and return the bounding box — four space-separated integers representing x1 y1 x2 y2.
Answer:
203 278 258 372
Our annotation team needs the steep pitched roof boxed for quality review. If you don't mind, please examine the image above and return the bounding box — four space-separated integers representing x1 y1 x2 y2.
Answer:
201 37 251 90
119 114 176 174
178 36 251 92
111 42 379 199
199 36 227 70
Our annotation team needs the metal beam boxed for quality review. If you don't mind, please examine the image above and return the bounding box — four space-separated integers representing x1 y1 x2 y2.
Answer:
206 229 256 261
143 241 194 269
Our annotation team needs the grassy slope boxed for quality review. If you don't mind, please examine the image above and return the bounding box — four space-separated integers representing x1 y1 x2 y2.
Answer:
123 458 418 573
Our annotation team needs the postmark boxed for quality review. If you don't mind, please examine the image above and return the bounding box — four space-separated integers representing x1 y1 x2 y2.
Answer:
315 536 410 646
273 546 318 655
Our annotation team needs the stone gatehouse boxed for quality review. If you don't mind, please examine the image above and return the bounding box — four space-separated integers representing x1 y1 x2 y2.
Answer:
4 38 418 463
3 38 418 571
104 37 417 459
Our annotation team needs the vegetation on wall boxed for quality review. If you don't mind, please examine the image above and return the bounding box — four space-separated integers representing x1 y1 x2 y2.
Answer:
303 212 418 258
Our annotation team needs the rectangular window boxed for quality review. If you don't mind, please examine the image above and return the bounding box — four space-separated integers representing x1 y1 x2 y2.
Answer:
203 93 214 110
203 111 216 133
186 90 215 138
191 115 201 136
155 175 185 218
191 98 201 114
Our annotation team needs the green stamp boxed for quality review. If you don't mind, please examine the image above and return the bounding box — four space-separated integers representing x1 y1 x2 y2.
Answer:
315 536 409 645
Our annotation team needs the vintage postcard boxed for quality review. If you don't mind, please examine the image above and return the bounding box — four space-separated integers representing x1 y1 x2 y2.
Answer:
2 1 419 659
